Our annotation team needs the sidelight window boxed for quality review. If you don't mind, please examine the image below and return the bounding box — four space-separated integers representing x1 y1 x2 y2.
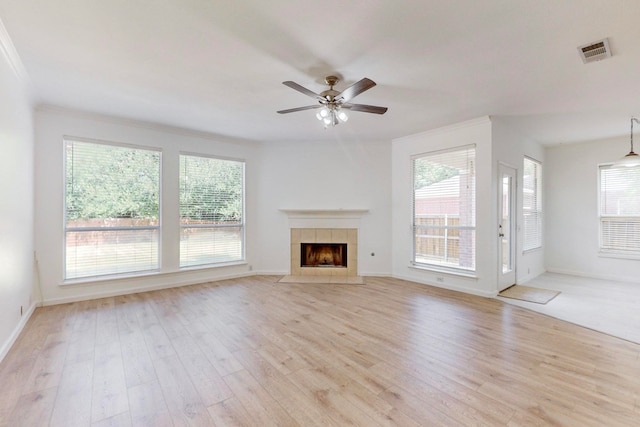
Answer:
523 157 542 251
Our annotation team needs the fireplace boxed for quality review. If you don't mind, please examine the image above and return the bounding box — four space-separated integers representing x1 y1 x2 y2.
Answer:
279 209 366 282
301 243 347 268
289 228 358 277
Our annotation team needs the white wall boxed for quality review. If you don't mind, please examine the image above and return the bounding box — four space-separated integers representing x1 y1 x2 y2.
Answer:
253 139 392 276
34 108 392 306
545 136 640 281
391 117 496 296
34 107 261 305
491 117 545 283
0 25 35 361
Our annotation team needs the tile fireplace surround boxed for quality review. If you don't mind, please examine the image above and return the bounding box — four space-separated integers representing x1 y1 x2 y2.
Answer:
279 209 367 284
291 228 357 277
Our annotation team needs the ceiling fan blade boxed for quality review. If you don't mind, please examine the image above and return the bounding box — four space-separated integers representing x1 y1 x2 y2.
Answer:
336 78 376 103
282 81 324 100
342 103 388 114
277 105 321 114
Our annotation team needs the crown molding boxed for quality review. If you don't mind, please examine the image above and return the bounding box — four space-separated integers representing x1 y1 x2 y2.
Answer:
0 16 37 102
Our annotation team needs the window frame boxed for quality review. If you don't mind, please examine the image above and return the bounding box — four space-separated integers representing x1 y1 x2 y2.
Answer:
63 137 162 281
522 156 542 252
411 144 477 275
179 152 246 269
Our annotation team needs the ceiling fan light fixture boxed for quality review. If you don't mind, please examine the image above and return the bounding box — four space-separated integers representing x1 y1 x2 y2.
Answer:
613 117 640 168
277 75 387 128
316 107 330 121
317 106 349 128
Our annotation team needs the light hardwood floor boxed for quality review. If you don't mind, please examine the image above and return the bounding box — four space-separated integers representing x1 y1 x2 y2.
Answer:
1 276 639 426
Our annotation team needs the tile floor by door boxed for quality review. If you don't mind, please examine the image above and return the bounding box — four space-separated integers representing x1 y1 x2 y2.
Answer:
498 272 640 344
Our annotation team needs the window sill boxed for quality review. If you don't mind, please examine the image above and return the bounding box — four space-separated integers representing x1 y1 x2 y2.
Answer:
522 247 542 255
598 251 640 261
63 269 162 286
62 261 247 286
409 262 477 279
179 260 247 272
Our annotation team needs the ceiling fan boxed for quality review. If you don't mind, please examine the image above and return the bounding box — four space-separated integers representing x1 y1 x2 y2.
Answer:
277 75 388 127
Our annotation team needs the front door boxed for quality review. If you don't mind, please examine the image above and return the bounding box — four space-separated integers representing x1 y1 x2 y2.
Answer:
498 164 517 291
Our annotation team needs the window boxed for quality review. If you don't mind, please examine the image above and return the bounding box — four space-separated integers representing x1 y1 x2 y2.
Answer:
65 139 160 280
413 145 476 273
179 154 245 267
599 164 640 255
523 157 542 251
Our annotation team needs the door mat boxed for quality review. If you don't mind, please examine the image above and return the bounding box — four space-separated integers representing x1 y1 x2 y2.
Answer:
499 285 560 304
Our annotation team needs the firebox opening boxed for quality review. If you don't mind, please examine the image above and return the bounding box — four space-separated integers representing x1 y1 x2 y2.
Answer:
301 243 347 268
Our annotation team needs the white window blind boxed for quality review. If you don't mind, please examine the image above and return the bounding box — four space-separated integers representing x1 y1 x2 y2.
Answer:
413 145 476 273
523 157 542 251
179 154 245 267
65 139 160 280
599 165 640 254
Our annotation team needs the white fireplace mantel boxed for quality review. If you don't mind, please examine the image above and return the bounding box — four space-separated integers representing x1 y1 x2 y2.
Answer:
279 208 368 218
279 208 368 228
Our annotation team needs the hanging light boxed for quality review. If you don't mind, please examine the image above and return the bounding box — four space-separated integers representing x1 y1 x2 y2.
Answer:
614 117 640 168
315 107 330 121
316 104 348 128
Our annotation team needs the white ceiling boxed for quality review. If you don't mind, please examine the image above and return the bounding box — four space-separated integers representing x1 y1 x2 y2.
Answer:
1 0 639 144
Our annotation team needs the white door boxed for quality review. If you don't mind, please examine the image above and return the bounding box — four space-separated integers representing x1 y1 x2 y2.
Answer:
498 164 517 291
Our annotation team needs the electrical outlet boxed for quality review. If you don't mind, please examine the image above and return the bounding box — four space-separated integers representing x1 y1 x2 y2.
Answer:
436 277 444 283
248 265 253 271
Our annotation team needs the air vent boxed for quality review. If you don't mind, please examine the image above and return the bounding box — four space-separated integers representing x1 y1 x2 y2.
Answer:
577 38 611 63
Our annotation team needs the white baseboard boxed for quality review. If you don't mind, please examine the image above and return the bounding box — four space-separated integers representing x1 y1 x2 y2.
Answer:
42 271 256 306
517 270 546 285
252 270 288 276
391 273 497 298
0 301 37 364
361 272 392 277
545 267 640 284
